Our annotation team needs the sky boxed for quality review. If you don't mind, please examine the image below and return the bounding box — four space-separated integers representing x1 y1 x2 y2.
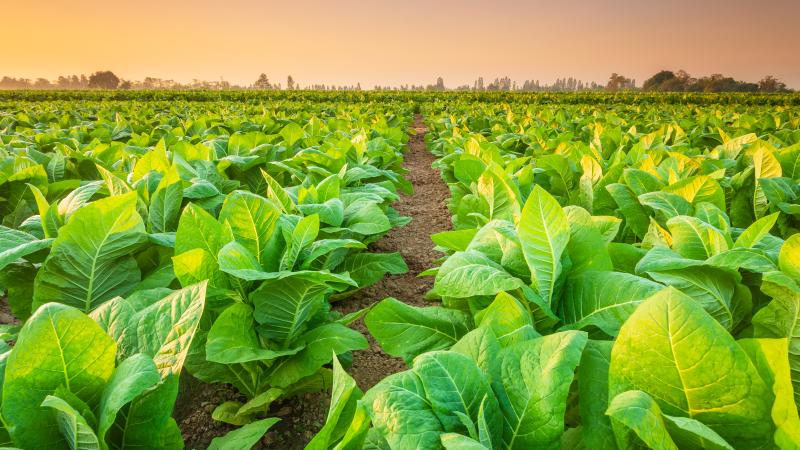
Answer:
4 0 800 88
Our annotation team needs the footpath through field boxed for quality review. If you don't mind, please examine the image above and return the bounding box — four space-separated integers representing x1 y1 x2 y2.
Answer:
263 113 453 447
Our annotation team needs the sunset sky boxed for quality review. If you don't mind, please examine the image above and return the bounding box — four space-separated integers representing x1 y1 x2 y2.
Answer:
4 0 800 88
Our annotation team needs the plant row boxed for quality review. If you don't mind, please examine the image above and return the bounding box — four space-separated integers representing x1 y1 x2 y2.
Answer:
0 98 414 449
308 101 800 449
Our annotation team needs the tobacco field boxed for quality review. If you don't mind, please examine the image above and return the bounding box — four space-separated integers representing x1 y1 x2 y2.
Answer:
1 91 799 449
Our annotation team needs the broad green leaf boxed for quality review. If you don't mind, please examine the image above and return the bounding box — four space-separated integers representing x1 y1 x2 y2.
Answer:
97 354 161 445
475 291 538 348
606 183 650 239
518 185 570 303
40 394 102 450
251 275 331 344
338 252 408 288
148 164 182 233
0 226 52 270
579 340 617 450
33 192 147 313
751 271 800 410
738 338 800 449
218 190 281 266
780 235 800 279
363 371 443 449
207 418 280 450
432 250 524 298
175 202 230 256
606 390 678 450
609 288 775 448
3 303 116 448
280 213 319 271
500 330 588 449
734 212 779 248
413 352 501 445
365 298 471 364
306 355 363 450
93 282 207 376
206 303 303 364
666 215 729 260
266 323 367 389
106 374 182 449
560 271 663 337
431 229 479 252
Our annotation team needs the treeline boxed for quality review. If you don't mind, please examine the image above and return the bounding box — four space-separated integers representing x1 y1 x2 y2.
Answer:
0 70 793 93
642 70 791 93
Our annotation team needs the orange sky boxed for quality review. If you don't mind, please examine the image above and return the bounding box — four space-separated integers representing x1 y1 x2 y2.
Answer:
4 0 800 88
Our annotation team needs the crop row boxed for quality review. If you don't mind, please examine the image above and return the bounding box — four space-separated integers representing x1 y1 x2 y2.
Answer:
0 98 414 448
310 101 800 449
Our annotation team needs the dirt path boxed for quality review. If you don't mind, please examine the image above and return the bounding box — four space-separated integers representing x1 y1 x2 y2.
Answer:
180 114 452 449
260 114 452 448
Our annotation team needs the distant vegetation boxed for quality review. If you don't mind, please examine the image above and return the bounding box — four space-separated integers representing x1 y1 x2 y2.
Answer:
0 70 794 92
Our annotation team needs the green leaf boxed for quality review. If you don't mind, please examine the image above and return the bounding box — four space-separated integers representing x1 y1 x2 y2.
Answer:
643 266 738 330
560 271 663 337
3 303 116 448
638 191 693 220
780 235 800 279
207 418 280 450
666 215 729 260
475 291 538 348
499 330 588 449
280 213 319 271
606 390 679 450
106 374 182 449
738 338 800 449
33 192 147 313
0 226 52 270
432 250 524 298
250 275 331 344
92 282 207 376
413 352 502 445
606 183 649 239
206 302 303 364
365 298 471 364
97 354 161 445
40 394 102 450
579 340 617 450
306 355 364 450
609 288 775 448
148 165 183 233
751 271 800 411
363 371 443 449
175 202 230 256
219 190 281 267
266 323 367 389
518 185 570 304
431 229 479 252
734 212 779 248
338 252 408 288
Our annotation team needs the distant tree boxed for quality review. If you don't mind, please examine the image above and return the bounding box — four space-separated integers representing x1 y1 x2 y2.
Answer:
606 73 634 91
758 75 789 92
287 75 295 90
119 80 132 90
88 71 120 89
34 78 52 89
643 70 676 91
254 73 272 89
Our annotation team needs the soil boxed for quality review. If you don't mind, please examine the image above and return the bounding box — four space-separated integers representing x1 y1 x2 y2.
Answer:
177 114 454 449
